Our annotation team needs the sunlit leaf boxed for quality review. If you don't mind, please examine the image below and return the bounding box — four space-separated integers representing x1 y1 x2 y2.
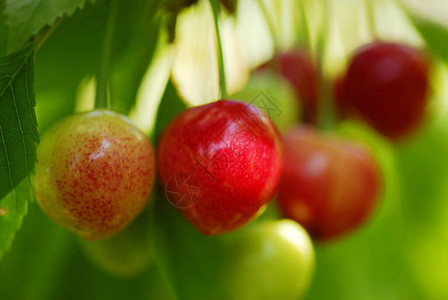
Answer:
399 0 448 30
128 35 174 135
409 16 448 62
171 0 249 105
109 0 163 115
0 0 8 56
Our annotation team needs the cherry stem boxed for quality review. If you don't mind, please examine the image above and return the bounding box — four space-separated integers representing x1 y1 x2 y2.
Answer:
209 0 228 99
365 0 377 40
95 0 118 109
297 1 311 47
257 0 280 52
34 18 63 53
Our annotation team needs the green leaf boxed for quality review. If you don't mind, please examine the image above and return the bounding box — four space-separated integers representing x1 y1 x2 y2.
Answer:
33 0 162 132
109 0 163 115
0 45 39 201
0 0 8 56
5 0 92 53
407 15 448 62
0 175 32 261
33 0 108 133
151 80 187 144
0 202 173 300
149 191 227 300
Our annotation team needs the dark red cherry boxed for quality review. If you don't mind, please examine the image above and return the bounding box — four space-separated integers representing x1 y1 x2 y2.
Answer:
277 126 381 241
339 42 430 139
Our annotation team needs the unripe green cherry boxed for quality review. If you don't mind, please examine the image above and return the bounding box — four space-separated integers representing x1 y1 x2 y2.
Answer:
222 220 315 300
78 211 152 278
33 110 155 240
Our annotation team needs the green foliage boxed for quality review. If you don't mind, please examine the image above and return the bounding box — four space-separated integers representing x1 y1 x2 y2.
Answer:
0 203 172 300
0 176 32 261
110 0 164 114
152 80 187 143
5 0 92 53
34 0 163 133
0 45 38 202
149 191 228 300
78 209 153 279
0 0 8 56
2 1 448 299
394 118 448 299
408 16 448 63
32 0 104 132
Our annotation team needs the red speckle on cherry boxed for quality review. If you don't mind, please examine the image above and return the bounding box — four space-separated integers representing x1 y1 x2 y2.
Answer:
34 110 155 240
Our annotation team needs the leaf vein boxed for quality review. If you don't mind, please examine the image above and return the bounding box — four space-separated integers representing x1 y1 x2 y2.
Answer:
13 1 44 51
25 57 38 141
0 47 33 104
10 85 29 174
0 124 15 191
0 55 24 67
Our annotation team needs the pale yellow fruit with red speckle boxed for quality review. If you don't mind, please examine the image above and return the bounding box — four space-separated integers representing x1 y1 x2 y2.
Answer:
33 110 155 240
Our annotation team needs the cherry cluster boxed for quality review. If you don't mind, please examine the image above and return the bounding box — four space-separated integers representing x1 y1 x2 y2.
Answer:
33 41 430 241
32 40 430 298
261 41 430 240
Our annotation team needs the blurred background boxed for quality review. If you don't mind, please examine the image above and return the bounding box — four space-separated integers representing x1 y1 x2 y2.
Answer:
1 0 448 299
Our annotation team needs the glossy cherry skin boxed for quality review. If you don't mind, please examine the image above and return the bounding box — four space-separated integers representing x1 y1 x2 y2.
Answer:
277 126 381 241
260 50 318 123
222 220 315 300
34 110 156 240
157 100 282 235
338 42 430 139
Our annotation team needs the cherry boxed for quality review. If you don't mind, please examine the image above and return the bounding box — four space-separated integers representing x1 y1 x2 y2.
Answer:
33 110 155 241
157 100 282 235
336 42 430 139
78 211 152 278
222 220 315 299
277 126 381 241
260 49 318 123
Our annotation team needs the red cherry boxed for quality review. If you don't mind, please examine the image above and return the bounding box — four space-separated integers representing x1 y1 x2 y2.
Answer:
340 42 430 139
157 100 283 235
260 50 318 123
277 126 381 241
